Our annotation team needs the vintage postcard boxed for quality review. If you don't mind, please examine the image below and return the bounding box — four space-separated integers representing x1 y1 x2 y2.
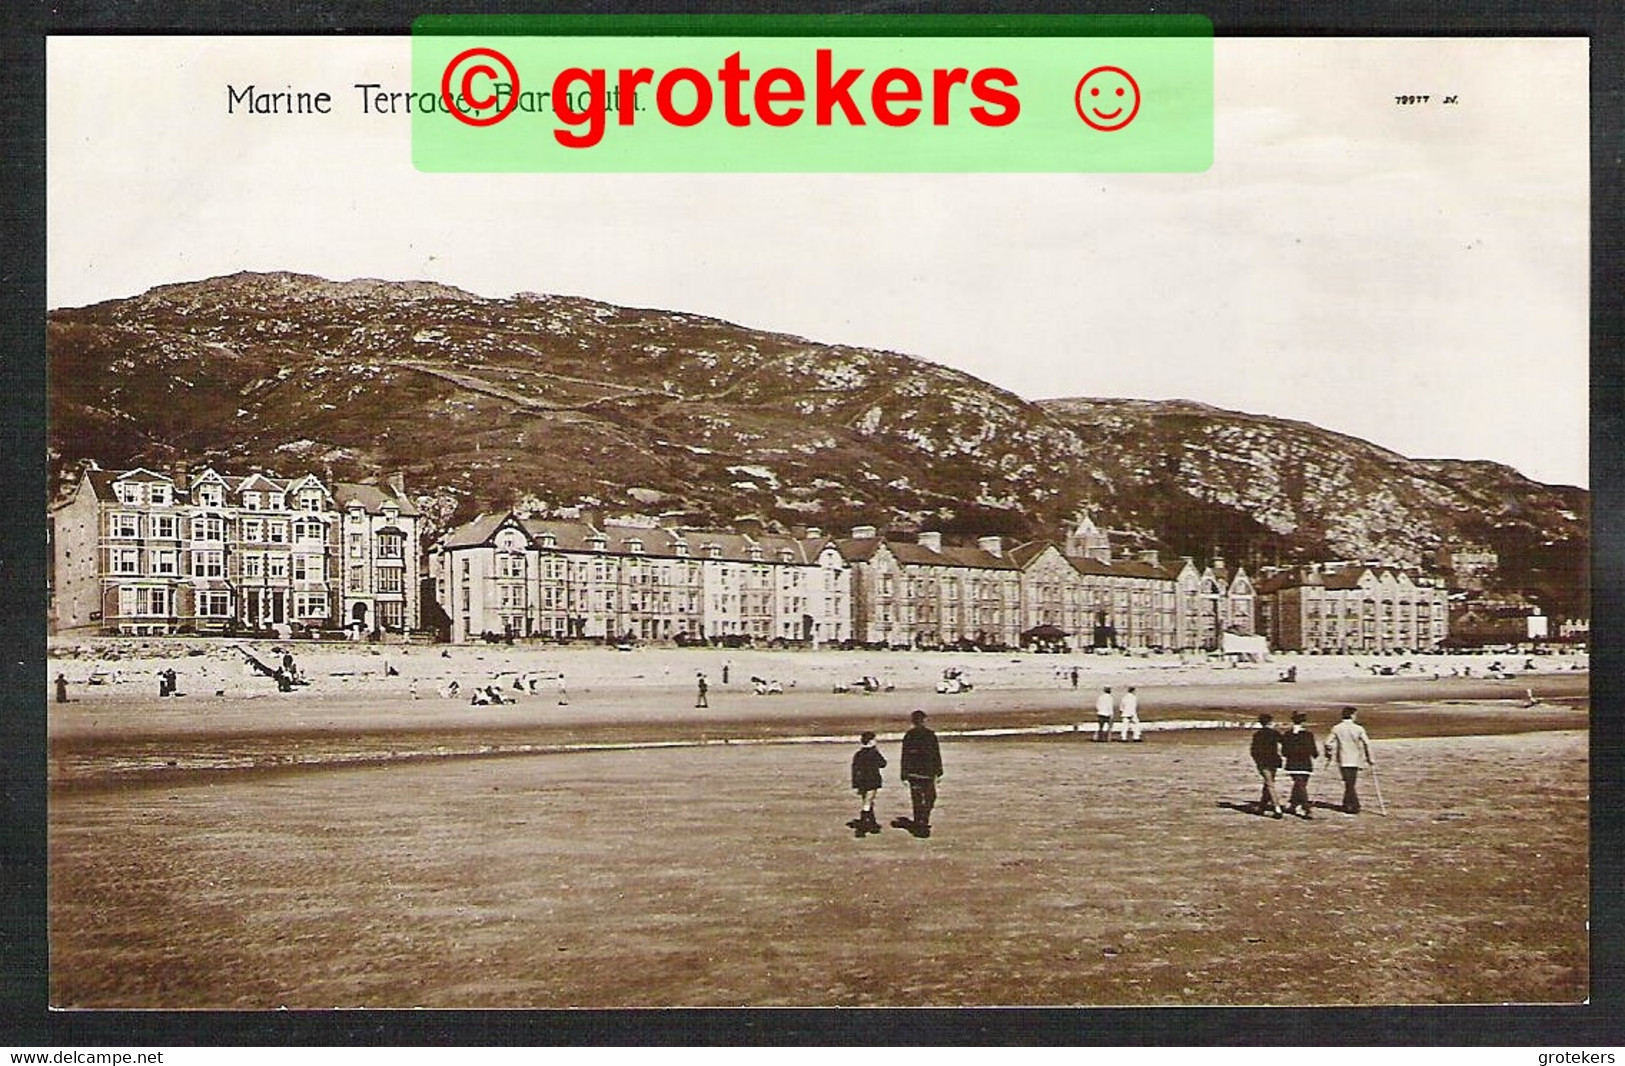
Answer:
42 26 1589 1015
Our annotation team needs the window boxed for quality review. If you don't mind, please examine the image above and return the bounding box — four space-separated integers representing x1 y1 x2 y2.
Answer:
378 601 404 629
378 533 405 560
350 533 364 558
267 521 287 544
296 593 329 618
378 568 403 593
146 588 170 616
111 547 140 574
241 553 263 579
497 551 523 578
111 513 139 538
118 587 137 617
295 519 324 543
152 550 179 576
294 555 323 582
198 485 224 508
461 557 471 577
268 493 286 511
349 566 366 593
191 516 224 542
242 492 261 511
152 515 177 540
149 485 169 506
241 518 262 542
191 551 224 578
261 554 286 579
200 591 232 617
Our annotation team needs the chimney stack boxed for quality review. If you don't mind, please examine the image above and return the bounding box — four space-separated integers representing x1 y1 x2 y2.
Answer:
804 527 823 541
977 535 1003 558
917 531 943 552
1137 549 1160 567
387 471 407 500
851 525 878 540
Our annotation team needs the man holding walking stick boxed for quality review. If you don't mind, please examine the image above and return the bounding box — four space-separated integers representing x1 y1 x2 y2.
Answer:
1324 706 1375 814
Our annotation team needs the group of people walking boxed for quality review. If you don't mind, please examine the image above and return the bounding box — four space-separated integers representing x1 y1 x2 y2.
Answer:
1250 706 1375 818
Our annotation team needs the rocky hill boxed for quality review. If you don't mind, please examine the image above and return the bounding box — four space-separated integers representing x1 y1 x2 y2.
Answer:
47 272 1589 615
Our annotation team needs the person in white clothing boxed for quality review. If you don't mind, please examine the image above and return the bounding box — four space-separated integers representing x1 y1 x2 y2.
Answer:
1118 686 1143 742
1094 686 1115 742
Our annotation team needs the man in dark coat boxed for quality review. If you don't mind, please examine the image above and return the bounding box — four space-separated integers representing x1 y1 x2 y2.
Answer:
847 731 887 837
1250 712 1284 818
1280 710 1318 818
892 709 943 837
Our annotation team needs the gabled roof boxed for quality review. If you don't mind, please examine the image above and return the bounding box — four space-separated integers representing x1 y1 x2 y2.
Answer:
113 467 172 484
438 512 521 550
1009 540 1062 569
833 537 886 563
334 482 419 517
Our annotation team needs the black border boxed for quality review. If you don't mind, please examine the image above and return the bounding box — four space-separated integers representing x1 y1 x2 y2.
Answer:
3 0 1620 1047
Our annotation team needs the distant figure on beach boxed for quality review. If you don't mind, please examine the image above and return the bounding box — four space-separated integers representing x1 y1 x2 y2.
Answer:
1118 686 1142 742
1070 666 1080 690
55 673 68 704
891 709 942 838
1250 713 1284 818
722 661 731 685
695 671 709 708
1324 707 1375 814
1095 687 1115 742
1280 710 1317 819
847 731 887 837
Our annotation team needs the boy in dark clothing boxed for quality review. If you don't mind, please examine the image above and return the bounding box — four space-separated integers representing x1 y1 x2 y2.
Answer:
847 731 887 837
1280 710 1318 818
1250 712 1285 818
892 709 943 837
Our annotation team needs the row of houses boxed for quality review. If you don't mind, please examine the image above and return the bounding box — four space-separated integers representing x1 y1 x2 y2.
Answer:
434 512 1296 652
51 466 421 636
51 464 1453 653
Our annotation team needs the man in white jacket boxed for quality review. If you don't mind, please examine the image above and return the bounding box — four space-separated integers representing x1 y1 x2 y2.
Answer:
1324 706 1375 814
1118 686 1143 742
1094 686 1115 742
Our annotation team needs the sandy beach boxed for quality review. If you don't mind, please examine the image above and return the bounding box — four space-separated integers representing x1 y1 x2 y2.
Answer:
45 638 1590 1008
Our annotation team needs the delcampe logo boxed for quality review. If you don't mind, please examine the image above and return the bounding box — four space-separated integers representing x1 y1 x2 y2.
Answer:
411 14 1212 172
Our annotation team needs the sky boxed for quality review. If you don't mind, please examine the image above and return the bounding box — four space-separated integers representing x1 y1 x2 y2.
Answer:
46 35 1589 487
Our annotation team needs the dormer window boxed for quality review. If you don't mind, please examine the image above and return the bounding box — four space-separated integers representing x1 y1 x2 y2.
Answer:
629 539 644 554
706 544 722 559
675 541 689 557
243 492 261 511
541 532 557 549
149 485 169 506
749 546 763 561
591 537 607 552
198 485 223 508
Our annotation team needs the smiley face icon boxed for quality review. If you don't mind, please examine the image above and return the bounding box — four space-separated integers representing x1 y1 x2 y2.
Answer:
1074 66 1141 131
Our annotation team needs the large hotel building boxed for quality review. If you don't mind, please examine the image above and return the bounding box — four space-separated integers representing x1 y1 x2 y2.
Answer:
51 465 421 637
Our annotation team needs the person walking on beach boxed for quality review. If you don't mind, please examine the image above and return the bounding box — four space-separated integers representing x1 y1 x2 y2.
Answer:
1095 686 1116 742
1118 686 1143 742
892 710 943 837
55 673 68 704
1280 710 1317 818
695 671 709 708
847 731 887 837
1250 713 1285 818
1324 706 1375 814
1070 666 1080 690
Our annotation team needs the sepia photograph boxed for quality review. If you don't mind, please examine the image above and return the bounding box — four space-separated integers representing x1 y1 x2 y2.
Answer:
39 27 1591 1014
